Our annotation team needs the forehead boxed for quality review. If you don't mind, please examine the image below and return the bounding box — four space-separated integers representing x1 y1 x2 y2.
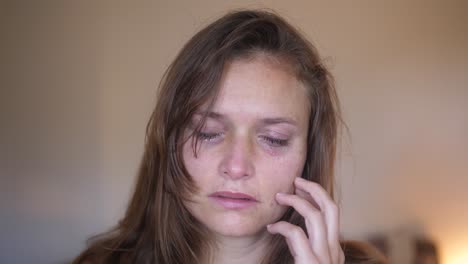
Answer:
211 56 310 124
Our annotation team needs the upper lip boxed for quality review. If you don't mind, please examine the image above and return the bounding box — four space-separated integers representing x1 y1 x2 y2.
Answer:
209 191 258 202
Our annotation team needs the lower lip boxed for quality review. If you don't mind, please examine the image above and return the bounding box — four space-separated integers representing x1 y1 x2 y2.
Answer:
209 196 258 209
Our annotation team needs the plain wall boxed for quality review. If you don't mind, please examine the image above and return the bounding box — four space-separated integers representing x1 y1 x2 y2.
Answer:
1 1 467 263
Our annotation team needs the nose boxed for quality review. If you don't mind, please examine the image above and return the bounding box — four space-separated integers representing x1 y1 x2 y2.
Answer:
219 136 255 180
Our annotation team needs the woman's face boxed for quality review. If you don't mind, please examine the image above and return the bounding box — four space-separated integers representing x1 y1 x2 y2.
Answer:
182 56 310 238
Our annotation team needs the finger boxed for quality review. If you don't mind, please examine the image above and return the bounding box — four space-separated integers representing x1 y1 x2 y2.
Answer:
295 186 340 257
294 177 343 263
267 221 318 264
276 192 331 263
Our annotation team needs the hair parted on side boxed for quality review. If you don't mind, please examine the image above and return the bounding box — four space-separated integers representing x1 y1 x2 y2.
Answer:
73 9 387 264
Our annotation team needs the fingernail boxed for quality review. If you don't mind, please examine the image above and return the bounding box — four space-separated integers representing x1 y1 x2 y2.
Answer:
276 192 285 197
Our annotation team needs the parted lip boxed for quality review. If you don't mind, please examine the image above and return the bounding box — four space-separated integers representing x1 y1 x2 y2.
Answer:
209 191 258 202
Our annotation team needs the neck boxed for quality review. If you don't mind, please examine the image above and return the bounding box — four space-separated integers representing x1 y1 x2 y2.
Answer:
207 230 272 264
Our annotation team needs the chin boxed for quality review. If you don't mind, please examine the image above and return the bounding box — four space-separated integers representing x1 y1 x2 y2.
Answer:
211 221 266 237
207 211 278 238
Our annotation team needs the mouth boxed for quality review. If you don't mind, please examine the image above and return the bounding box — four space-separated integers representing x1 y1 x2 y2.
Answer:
208 191 258 209
210 191 257 201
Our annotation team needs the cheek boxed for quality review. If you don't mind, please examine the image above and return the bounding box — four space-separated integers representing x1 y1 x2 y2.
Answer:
181 142 203 183
261 157 304 220
262 154 305 194
182 140 219 190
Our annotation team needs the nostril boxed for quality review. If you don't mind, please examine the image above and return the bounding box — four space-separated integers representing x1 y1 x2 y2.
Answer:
222 165 251 179
219 149 254 179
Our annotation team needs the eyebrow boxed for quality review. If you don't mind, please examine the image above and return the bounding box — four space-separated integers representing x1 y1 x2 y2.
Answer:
195 111 298 126
259 117 298 126
194 111 225 121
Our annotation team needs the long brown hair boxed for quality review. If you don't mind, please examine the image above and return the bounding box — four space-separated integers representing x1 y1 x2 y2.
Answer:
73 9 386 264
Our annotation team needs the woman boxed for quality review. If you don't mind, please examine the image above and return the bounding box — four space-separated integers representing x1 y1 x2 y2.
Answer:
73 9 386 264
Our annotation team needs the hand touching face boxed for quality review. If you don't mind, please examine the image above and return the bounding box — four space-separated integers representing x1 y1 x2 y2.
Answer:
268 178 345 264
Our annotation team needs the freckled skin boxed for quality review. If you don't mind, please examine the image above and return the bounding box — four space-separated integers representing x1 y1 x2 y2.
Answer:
183 56 310 238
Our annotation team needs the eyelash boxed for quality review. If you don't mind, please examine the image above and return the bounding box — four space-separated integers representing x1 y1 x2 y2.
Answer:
196 132 223 142
195 132 289 147
260 136 289 147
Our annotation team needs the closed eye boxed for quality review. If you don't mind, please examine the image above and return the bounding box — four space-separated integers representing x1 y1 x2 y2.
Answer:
196 131 223 142
259 135 289 147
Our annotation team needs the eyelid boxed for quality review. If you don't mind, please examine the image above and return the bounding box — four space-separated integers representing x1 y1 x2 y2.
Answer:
196 131 224 143
258 135 289 147
261 128 292 139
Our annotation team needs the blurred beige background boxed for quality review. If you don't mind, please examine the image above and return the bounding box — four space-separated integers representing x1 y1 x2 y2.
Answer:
1 1 467 263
